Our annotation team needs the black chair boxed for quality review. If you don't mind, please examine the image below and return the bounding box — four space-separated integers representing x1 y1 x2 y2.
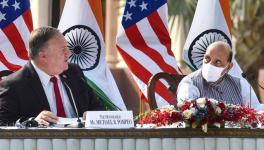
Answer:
0 70 14 80
147 72 185 110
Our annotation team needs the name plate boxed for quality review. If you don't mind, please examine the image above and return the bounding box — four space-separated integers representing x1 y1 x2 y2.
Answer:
85 111 134 129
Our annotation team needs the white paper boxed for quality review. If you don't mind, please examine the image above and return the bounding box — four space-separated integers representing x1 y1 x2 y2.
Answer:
57 117 84 125
85 111 134 129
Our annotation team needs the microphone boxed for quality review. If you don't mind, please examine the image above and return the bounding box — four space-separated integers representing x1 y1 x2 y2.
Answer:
62 80 84 128
253 74 264 90
242 73 264 90
15 117 39 128
241 73 252 107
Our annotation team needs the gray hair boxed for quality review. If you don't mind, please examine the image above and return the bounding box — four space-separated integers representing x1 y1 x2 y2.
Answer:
29 26 62 60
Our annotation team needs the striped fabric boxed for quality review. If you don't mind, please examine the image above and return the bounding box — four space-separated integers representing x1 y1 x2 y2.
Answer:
58 0 126 110
183 0 247 80
190 70 243 105
0 0 33 71
116 0 181 107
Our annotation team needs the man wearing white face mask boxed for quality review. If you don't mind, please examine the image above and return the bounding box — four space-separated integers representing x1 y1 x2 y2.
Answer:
177 41 262 109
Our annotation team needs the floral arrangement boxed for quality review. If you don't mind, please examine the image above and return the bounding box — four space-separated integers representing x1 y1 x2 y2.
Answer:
136 105 183 128
136 98 264 132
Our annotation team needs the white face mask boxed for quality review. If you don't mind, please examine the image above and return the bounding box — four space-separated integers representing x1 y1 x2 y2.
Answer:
202 63 225 82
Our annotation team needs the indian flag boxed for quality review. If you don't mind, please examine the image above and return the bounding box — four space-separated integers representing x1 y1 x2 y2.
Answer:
182 0 258 104
58 0 127 110
183 0 234 72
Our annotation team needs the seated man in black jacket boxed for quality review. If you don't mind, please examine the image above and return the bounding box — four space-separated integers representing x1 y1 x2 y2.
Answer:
0 26 105 126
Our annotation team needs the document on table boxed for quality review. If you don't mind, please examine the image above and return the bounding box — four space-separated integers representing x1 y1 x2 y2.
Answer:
54 117 84 127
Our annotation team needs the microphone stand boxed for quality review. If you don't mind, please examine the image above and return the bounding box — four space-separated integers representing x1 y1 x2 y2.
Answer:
63 81 84 128
241 73 252 108
250 84 252 108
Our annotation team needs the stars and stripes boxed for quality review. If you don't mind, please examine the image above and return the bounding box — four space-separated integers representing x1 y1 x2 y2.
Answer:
116 0 181 107
0 0 33 71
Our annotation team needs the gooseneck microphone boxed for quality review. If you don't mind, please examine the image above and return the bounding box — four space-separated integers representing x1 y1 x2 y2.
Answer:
242 73 264 90
63 80 84 128
241 73 252 108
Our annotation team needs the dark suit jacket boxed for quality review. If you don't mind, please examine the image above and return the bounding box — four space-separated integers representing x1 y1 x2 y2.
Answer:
0 62 105 125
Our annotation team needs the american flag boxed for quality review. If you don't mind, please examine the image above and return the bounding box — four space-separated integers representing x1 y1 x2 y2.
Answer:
116 0 181 107
0 0 32 71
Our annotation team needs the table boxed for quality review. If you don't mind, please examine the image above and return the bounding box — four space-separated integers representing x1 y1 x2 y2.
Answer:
0 128 264 150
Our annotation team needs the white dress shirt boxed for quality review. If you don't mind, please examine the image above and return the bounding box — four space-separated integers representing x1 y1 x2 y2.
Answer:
177 75 264 110
31 61 76 117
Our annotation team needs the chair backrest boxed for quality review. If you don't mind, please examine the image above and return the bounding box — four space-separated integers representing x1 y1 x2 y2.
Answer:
0 70 14 81
147 72 185 110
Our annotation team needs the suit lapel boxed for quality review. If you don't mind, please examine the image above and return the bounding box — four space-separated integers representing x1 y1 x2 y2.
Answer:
25 62 50 111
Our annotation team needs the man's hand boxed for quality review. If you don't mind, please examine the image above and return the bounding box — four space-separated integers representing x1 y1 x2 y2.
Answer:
35 111 58 126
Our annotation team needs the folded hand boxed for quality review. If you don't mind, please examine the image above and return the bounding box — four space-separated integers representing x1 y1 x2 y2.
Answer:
35 110 58 126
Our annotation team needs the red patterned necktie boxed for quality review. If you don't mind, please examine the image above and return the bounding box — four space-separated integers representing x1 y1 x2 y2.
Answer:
50 76 66 117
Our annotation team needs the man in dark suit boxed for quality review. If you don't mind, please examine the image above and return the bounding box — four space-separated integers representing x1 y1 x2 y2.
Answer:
0 26 105 126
